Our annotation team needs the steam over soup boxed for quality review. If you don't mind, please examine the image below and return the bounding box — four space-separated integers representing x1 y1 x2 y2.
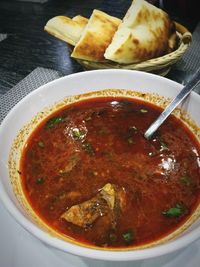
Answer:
20 96 200 248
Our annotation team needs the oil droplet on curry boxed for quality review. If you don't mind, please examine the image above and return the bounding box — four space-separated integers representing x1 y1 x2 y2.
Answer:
20 97 200 248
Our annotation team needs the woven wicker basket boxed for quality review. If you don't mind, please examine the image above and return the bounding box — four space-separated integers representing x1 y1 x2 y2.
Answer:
74 22 192 76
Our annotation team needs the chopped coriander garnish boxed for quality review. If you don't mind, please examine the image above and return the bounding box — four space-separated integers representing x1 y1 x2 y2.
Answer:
128 126 138 136
58 191 67 200
46 117 64 129
69 154 79 162
82 143 95 156
127 137 135 144
180 175 191 186
139 109 148 113
38 141 45 148
160 141 168 151
155 134 168 151
127 126 138 142
36 177 44 185
162 203 186 218
85 116 92 121
109 233 117 242
122 229 134 243
72 128 85 140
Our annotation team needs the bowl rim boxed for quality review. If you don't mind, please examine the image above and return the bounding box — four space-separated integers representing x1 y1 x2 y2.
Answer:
0 69 200 261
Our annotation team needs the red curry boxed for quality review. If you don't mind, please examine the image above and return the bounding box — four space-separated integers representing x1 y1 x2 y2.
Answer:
20 97 200 248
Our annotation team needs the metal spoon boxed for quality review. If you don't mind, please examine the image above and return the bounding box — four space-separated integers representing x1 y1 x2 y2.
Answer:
144 68 200 140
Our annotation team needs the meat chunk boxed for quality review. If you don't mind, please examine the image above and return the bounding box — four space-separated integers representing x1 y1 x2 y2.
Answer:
61 195 108 227
61 183 126 228
100 183 115 209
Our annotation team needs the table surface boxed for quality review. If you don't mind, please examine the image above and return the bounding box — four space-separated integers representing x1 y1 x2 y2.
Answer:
0 1 200 266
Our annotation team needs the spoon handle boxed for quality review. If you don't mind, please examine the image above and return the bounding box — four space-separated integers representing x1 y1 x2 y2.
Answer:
144 68 200 139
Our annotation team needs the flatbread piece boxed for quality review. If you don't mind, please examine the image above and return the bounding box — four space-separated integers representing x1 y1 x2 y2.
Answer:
71 9 121 62
44 15 88 46
104 0 177 64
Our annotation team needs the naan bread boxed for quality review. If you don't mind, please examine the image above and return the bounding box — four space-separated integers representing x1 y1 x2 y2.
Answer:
104 0 177 64
71 9 121 62
44 15 88 46
72 15 88 25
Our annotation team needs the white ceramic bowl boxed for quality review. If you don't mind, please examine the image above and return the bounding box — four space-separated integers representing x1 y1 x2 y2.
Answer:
0 69 200 261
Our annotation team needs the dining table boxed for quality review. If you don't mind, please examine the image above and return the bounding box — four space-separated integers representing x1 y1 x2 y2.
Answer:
0 0 200 266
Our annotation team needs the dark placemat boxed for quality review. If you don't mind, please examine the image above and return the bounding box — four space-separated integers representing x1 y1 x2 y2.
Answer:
0 67 62 123
0 33 7 42
168 21 200 88
176 22 200 73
